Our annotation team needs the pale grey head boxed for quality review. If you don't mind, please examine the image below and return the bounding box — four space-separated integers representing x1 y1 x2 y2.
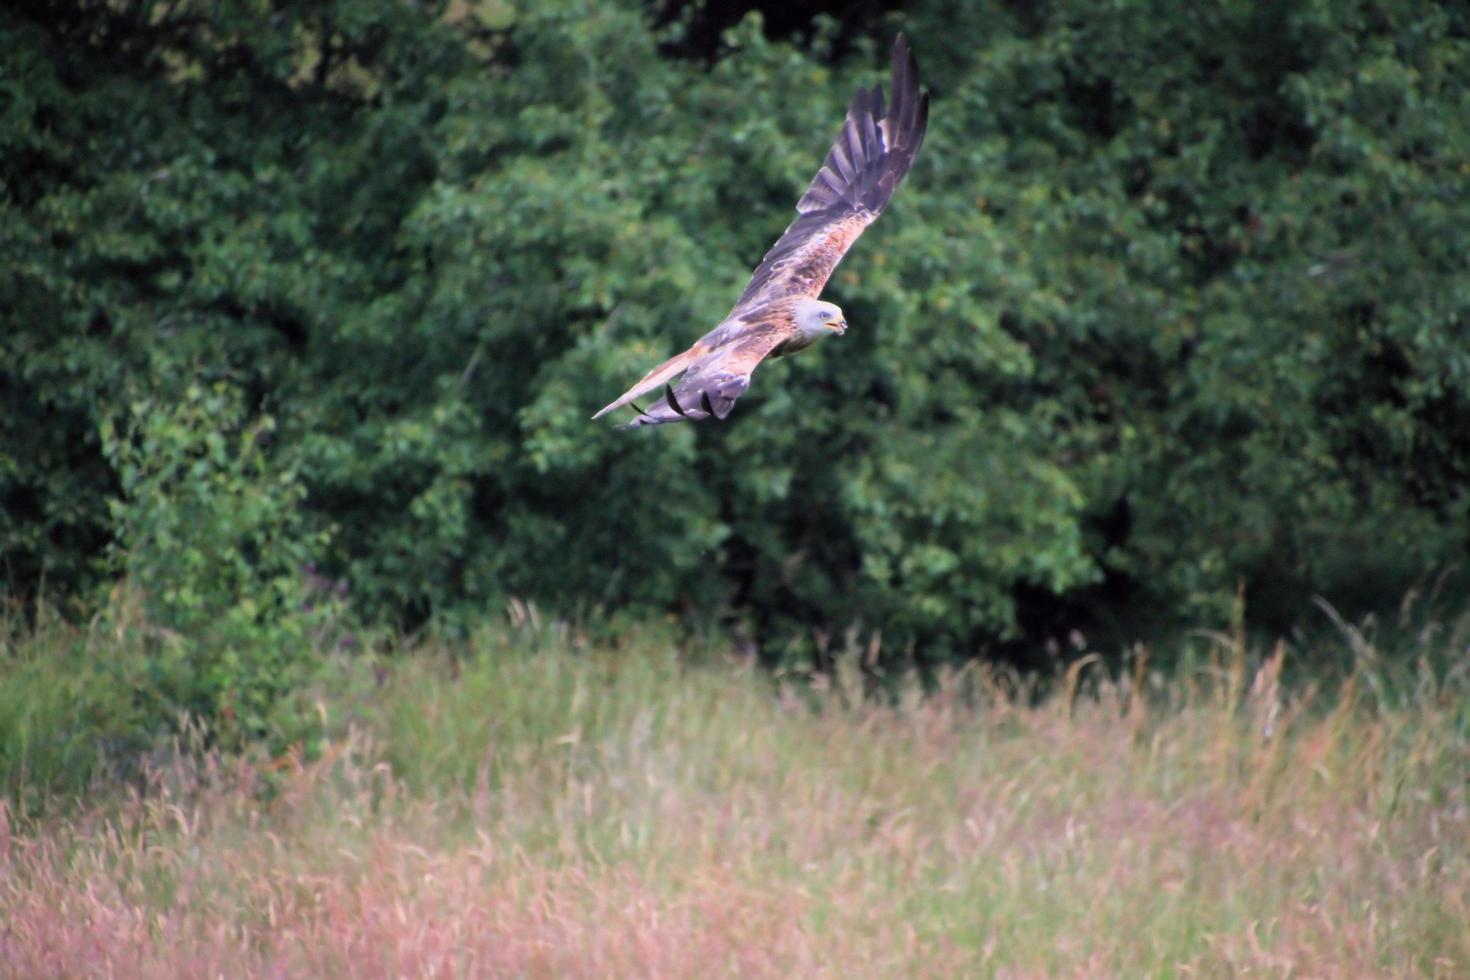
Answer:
793 297 847 341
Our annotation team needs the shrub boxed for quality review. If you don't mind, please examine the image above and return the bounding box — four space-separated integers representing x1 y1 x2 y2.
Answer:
99 383 335 749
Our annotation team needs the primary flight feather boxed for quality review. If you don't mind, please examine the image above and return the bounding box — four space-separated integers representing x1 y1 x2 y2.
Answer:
593 34 930 429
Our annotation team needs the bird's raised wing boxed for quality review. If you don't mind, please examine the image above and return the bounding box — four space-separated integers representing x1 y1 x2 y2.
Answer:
592 317 796 428
730 34 929 314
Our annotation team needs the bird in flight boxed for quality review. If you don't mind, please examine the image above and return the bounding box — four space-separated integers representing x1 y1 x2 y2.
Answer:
593 35 929 429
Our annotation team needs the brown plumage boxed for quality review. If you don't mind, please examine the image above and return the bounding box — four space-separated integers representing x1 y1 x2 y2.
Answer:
593 35 930 429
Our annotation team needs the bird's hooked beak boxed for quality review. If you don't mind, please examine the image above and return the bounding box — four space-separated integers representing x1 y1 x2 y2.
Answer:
830 319 848 336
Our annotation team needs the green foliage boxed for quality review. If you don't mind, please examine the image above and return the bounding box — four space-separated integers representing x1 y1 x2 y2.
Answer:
2 0 1468 668
905 0 1470 628
100 383 334 748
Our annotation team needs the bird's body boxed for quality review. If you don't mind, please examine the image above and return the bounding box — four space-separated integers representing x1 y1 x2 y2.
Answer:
593 35 929 429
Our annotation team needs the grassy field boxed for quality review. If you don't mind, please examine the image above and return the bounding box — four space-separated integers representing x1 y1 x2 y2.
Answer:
2 619 1469 977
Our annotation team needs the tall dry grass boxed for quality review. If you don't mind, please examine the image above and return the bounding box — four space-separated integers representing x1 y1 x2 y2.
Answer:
2 624 1468 977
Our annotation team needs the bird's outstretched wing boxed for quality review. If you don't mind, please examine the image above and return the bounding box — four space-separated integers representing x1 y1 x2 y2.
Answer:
730 34 930 313
593 35 928 428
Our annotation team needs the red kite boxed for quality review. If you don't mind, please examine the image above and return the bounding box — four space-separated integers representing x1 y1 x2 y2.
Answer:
594 35 929 428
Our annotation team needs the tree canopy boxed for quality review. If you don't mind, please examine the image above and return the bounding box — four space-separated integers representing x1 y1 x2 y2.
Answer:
4 0 1469 672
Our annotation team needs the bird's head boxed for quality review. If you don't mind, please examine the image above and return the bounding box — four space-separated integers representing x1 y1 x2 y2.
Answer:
794 298 847 340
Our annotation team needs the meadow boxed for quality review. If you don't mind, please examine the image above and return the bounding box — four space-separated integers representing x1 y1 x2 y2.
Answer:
3 612 1468 977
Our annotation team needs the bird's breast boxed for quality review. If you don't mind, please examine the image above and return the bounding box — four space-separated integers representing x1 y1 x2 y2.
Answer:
771 335 814 359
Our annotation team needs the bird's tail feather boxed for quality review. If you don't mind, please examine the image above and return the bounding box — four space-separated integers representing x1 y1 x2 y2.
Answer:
619 375 748 429
591 343 707 420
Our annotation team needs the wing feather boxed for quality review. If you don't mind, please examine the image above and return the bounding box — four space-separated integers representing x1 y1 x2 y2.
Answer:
732 35 929 312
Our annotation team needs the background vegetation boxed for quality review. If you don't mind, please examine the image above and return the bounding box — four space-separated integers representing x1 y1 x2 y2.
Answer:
3 4 1469 970
3 0 1469 755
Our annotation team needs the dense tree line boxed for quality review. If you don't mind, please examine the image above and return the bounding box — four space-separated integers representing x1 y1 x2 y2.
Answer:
4 0 1468 696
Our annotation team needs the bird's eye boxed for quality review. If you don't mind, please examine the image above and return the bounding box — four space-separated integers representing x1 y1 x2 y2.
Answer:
818 310 830 319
